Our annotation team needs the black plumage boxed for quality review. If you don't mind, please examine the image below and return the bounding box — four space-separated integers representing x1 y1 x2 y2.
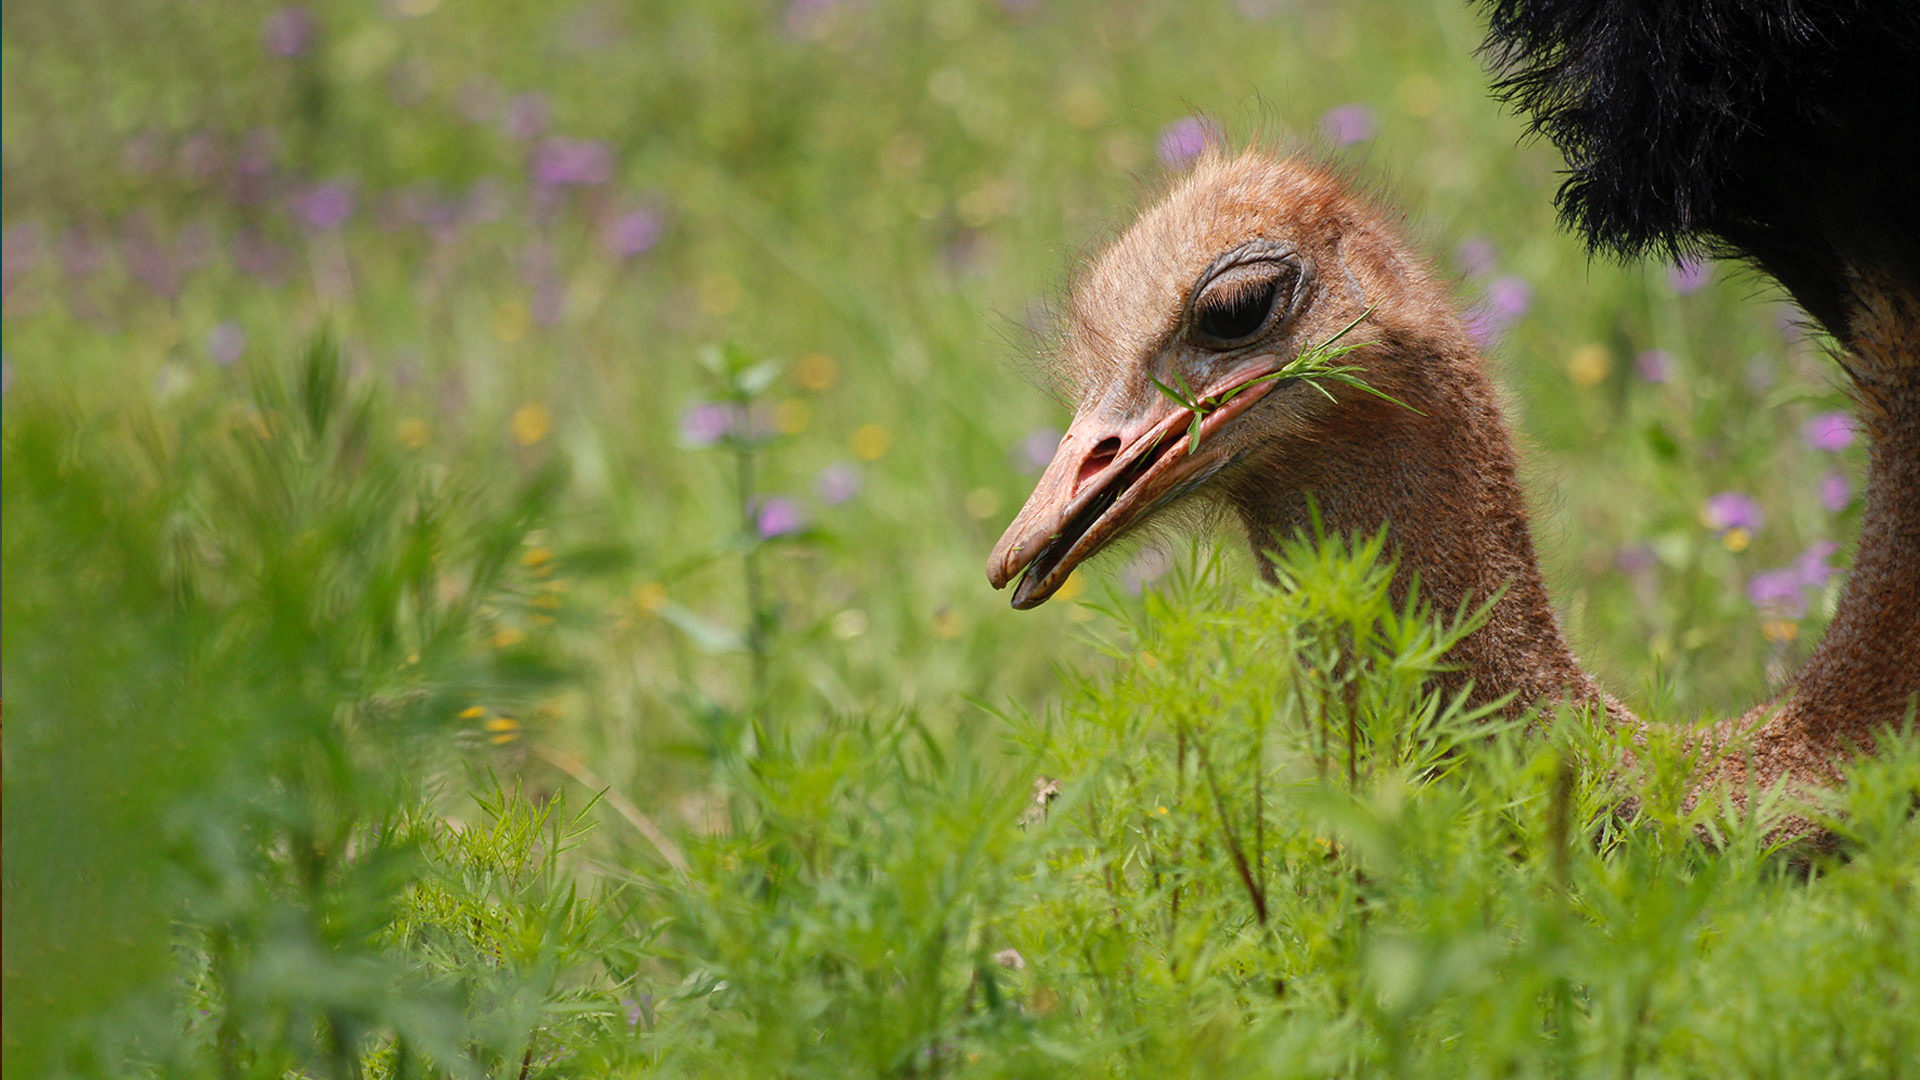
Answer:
1478 0 1920 338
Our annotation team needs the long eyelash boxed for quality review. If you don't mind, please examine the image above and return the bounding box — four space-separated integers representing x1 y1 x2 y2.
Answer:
1201 275 1277 310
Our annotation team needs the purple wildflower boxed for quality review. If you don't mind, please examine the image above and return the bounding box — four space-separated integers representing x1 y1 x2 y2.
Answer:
602 208 664 258
1747 567 1806 618
1795 540 1841 590
1748 540 1843 617
207 322 246 366
262 7 318 58
1462 276 1531 346
1819 469 1853 512
1634 349 1674 383
815 462 862 505
754 496 808 539
503 93 551 141
292 181 355 231
1455 236 1497 277
1463 308 1500 346
680 403 742 446
1014 428 1062 474
1319 103 1377 146
1155 117 1212 167
1666 258 1711 295
1486 276 1531 321
1703 491 1764 533
530 137 613 187
1800 411 1855 452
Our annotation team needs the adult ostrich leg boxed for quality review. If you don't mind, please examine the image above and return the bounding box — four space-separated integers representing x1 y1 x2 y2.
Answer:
1478 0 1920 790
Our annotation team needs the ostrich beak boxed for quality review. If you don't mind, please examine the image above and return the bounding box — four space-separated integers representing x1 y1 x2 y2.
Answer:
988 365 1285 608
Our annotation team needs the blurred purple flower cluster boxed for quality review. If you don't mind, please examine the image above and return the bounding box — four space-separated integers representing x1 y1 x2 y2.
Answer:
530 136 614 188
752 496 809 539
680 403 745 447
1012 428 1062 474
1155 117 1214 167
1454 235 1497 278
261 7 317 59
1463 275 1531 346
1801 411 1855 452
1318 104 1376 147
1819 470 1853 512
1747 541 1841 618
1634 349 1674 383
1702 491 1764 534
2 102 669 334
815 462 861 505
291 181 356 231
1666 258 1711 295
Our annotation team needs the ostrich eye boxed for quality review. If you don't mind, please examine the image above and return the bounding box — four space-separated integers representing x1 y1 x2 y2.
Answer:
1190 265 1290 348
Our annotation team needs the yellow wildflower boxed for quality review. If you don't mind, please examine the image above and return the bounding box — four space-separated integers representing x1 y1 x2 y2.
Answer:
1566 344 1610 388
774 399 811 435
850 423 892 461
396 417 430 449
794 353 838 391
510 402 551 447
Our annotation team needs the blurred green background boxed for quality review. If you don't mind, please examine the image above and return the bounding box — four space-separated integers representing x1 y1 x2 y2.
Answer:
2 0 1884 1076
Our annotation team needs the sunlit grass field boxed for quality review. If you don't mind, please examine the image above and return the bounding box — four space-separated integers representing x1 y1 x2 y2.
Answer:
6 1 1915 1077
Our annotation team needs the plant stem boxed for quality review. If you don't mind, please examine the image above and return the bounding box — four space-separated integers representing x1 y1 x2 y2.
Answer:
736 441 770 741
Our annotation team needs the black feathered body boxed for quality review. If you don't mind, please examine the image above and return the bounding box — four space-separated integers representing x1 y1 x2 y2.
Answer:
1480 0 1920 335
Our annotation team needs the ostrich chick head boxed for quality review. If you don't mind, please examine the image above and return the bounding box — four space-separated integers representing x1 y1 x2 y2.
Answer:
989 150 1467 608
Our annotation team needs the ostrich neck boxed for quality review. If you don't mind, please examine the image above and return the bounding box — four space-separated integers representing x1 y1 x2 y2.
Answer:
1232 359 1620 721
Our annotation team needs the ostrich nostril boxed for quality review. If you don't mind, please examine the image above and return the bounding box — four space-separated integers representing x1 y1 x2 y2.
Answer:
1076 436 1122 491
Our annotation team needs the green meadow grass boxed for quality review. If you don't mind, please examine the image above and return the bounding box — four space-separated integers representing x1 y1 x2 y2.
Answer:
5 1 1913 1076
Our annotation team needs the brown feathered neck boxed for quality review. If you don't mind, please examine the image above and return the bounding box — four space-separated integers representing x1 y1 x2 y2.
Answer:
1224 326 1616 720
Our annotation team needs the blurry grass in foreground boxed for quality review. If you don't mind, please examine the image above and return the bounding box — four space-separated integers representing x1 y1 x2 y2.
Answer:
6 344 1916 1075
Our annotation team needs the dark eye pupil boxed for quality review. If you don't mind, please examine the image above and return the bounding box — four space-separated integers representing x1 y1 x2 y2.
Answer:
1196 279 1277 343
